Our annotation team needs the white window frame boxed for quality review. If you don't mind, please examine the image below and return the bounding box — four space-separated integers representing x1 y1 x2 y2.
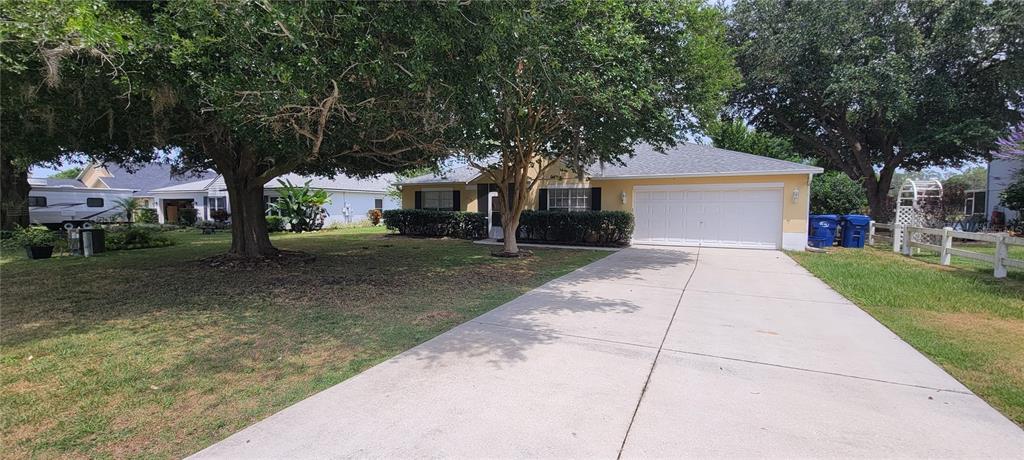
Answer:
548 188 590 212
208 196 227 212
422 190 454 211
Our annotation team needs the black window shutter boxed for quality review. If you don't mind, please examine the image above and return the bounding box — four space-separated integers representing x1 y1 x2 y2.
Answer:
414 191 422 209
451 190 461 211
477 186 489 214
591 187 602 211
538 189 548 210
203 196 209 219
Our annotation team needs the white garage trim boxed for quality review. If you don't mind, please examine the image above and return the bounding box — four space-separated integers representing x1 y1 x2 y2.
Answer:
633 182 785 191
632 183 785 250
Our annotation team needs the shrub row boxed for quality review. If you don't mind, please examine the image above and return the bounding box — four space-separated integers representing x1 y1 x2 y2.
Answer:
104 226 174 251
516 210 634 247
382 209 488 239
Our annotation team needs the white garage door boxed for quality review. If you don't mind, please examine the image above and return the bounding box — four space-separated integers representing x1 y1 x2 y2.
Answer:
633 185 783 249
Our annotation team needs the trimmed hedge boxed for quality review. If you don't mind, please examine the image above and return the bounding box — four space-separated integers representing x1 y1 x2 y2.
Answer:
516 210 634 247
383 209 487 239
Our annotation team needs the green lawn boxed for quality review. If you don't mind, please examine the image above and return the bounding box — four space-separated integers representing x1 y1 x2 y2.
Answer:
0 227 607 459
790 247 1024 427
910 242 1024 280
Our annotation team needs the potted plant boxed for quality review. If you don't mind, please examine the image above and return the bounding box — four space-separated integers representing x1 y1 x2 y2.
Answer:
12 225 59 259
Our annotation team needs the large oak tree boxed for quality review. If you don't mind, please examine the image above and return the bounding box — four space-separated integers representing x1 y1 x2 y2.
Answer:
4 1 463 257
728 0 1024 219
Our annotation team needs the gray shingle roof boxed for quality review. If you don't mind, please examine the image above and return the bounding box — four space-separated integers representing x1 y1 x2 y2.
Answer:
28 178 88 188
399 166 480 185
102 164 217 195
588 143 821 178
400 143 820 184
265 173 393 192
151 172 394 193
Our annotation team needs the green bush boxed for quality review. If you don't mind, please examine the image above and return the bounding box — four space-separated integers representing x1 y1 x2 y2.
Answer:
517 210 634 247
266 215 286 232
811 171 868 215
382 209 487 239
136 208 158 224
178 208 198 226
8 225 59 247
104 226 174 251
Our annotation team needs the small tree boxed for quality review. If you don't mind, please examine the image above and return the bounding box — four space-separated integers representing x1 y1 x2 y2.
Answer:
114 197 140 224
270 180 331 233
707 119 802 162
810 172 868 215
453 1 738 255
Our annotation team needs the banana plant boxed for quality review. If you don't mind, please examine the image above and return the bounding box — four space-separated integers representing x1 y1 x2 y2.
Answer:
270 180 331 232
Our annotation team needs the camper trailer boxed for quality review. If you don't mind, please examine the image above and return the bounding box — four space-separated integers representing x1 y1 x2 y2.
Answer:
27 178 133 228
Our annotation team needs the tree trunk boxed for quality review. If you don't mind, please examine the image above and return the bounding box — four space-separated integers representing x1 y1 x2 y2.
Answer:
862 169 896 222
223 172 278 258
502 211 520 254
1 156 30 230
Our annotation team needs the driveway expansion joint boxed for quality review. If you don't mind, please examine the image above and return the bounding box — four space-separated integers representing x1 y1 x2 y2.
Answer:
616 247 701 460
660 348 974 395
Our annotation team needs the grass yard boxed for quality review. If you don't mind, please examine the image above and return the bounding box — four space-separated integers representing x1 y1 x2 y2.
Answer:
0 227 607 459
790 246 1024 427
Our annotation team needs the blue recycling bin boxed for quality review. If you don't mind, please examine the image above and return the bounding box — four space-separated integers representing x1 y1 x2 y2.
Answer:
807 214 840 248
840 214 871 248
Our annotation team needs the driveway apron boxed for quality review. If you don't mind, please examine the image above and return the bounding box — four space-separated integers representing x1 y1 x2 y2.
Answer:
193 247 1024 459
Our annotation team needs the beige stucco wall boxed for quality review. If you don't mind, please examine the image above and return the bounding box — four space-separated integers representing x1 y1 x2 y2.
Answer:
400 184 482 212
400 173 811 234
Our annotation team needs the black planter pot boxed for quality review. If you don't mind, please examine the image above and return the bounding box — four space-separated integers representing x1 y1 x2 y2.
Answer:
24 245 54 260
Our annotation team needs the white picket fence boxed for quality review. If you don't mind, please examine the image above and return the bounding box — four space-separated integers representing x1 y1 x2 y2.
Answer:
870 222 1024 279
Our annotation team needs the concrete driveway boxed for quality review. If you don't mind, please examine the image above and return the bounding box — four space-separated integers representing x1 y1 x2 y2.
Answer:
193 247 1024 459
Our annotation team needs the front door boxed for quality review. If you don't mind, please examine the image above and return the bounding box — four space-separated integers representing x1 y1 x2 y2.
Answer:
488 192 503 239
165 205 178 224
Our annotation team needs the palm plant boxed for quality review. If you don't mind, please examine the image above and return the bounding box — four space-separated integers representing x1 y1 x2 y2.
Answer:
114 197 141 224
270 180 331 232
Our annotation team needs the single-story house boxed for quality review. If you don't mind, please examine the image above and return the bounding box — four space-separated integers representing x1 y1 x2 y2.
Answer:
398 143 823 251
150 173 400 226
29 163 400 226
27 164 215 226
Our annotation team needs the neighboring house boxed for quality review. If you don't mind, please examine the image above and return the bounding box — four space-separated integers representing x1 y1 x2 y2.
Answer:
29 163 400 226
983 157 1022 222
398 143 823 251
27 164 214 226
149 173 399 225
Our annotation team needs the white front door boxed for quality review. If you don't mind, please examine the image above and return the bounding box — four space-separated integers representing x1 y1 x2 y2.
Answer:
633 185 783 249
488 191 504 239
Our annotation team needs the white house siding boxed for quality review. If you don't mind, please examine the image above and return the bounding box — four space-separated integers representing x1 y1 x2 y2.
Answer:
264 190 399 226
988 158 1023 221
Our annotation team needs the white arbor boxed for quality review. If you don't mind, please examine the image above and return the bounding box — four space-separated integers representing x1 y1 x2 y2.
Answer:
894 179 943 246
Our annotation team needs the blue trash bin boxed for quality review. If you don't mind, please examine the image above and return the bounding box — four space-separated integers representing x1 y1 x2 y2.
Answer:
840 214 871 248
808 215 840 248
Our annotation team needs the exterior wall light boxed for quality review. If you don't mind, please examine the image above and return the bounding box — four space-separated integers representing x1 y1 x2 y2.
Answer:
792 188 800 204
620 191 628 205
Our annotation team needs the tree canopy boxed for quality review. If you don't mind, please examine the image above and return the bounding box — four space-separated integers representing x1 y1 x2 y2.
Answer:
3 1 469 256
727 0 1024 218
706 119 802 162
